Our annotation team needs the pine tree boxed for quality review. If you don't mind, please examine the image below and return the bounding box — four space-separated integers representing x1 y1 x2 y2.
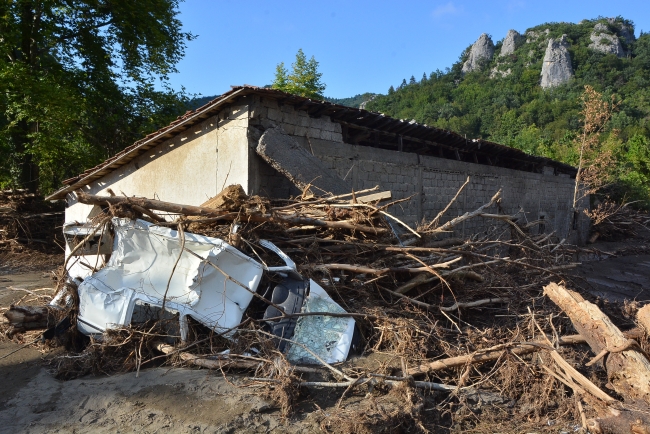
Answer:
409 75 416 85
271 49 326 99
400 79 407 89
388 85 395 94
422 72 428 83
272 62 289 93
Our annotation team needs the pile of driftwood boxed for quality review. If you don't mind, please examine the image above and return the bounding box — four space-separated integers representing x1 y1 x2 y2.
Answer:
4 184 650 432
0 189 63 253
588 200 650 243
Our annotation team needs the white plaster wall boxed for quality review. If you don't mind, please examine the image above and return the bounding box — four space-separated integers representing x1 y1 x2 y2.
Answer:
64 103 251 224
216 104 251 193
62 103 251 278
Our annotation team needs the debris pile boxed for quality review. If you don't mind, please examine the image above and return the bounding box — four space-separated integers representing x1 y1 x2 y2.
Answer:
4 183 650 432
587 200 650 243
0 189 64 270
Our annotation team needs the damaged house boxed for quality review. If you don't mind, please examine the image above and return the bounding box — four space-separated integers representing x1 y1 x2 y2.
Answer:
44 86 587 360
47 85 586 244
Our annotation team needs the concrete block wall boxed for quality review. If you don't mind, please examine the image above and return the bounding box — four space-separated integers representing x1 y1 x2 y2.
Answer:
247 97 587 243
248 95 343 143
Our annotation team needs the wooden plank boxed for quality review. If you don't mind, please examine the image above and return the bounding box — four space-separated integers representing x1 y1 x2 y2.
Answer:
356 191 392 203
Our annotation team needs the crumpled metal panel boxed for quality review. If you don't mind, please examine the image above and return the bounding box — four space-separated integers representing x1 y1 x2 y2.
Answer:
63 223 114 256
77 219 263 338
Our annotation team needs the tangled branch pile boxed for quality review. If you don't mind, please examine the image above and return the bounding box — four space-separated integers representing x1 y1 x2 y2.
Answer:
587 200 650 243
5 184 650 432
0 190 64 270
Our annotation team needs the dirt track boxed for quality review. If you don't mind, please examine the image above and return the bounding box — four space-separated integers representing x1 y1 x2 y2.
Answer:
0 367 300 434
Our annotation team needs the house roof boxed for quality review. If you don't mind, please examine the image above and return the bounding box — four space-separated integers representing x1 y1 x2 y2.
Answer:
46 85 577 201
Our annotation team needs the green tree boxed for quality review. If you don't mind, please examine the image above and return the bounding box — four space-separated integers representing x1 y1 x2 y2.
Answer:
271 49 326 99
617 134 650 203
272 62 290 92
0 0 194 192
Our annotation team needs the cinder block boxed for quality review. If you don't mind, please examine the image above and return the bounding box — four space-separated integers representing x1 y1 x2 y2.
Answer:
249 105 266 119
267 108 281 121
281 112 296 124
264 99 279 109
283 124 296 135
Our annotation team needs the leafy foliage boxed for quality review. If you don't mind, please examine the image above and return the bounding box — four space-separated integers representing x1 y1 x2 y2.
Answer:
0 0 193 192
366 17 650 206
271 49 326 99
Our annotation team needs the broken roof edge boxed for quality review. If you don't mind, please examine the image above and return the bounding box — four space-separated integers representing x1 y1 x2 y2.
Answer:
46 85 576 201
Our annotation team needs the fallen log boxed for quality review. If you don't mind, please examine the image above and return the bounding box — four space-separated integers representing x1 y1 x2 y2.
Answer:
407 334 587 376
637 304 650 333
544 283 650 405
75 191 388 235
155 341 263 371
3 305 60 335
440 297 509 312
544 282 650 433
155 341 324 374
406 330 641 377
313 256 461 275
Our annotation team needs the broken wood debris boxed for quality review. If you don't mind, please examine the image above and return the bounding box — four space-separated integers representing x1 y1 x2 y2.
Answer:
5 180 650 431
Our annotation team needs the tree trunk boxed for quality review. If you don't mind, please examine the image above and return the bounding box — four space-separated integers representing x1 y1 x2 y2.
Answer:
544 283 650 405
76 192 389 235
3 305 59 335
544 282 650 433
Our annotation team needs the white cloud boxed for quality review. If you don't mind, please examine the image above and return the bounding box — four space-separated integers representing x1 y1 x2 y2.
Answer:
432 2 462 19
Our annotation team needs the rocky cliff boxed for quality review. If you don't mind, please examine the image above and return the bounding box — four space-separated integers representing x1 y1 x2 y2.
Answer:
540 35 574 88
499 30 523 57
610 17 636 43
462 33 495 74
589 23 625 57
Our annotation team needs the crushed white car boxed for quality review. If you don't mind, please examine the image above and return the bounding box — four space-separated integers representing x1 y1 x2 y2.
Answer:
63 218 357 364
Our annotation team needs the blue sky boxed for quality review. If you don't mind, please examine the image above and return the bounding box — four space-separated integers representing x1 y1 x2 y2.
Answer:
167 0 650 99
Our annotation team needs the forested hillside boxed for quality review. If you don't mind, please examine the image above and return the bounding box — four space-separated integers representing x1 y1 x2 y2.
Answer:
366 17 650 205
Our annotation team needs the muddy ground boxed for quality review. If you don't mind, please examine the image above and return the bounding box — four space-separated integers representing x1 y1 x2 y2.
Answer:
2 238 650 433
0 271 317 433
1 270 411 433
